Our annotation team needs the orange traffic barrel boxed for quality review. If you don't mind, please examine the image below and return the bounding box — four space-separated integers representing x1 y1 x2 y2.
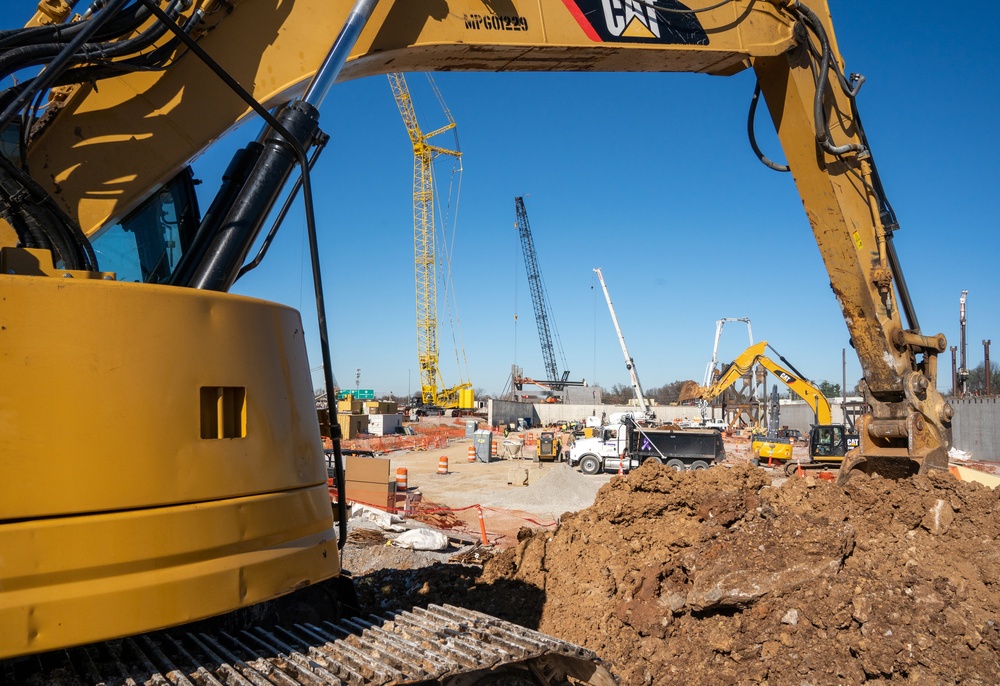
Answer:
396 467 408 493
468 445 477 463
437 455 449 475
491 441 498 457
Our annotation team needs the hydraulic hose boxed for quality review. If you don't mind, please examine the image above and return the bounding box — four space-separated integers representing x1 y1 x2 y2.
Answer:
0 0 130 129
0 1 150 50
0 0 184 84
790 2 865 157
747 81 790 172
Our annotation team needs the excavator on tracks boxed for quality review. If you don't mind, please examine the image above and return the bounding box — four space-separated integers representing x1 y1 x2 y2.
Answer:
682 340 861 470
0 0 953 683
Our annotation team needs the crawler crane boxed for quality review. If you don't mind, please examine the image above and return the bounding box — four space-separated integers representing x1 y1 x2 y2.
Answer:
515 196 570 391
388 72 473 409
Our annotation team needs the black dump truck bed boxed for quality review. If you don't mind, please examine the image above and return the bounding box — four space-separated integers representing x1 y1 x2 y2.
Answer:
625 419 727 469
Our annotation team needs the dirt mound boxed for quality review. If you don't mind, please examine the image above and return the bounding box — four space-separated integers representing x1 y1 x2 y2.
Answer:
356 463 1000 684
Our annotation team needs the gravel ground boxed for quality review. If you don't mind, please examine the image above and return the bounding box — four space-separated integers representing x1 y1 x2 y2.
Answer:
340 433 613 572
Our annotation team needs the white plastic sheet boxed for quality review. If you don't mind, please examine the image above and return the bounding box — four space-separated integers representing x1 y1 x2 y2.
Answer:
392 528 450 550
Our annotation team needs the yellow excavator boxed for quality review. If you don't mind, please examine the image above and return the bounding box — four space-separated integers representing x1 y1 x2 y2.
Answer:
0 0 953 682
683 341 861 471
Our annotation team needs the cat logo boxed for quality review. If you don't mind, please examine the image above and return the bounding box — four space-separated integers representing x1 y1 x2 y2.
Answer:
776 371 798 385
562 0 709 45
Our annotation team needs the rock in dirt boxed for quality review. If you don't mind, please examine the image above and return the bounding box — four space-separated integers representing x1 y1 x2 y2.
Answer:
356 462 1000 684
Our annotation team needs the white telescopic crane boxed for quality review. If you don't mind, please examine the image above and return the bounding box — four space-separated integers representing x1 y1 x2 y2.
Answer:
593 268 654 421
702 317 754 387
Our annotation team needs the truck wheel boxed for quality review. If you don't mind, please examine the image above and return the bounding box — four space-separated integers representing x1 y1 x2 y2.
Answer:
689 460 710 471
666 459 685 472
579 455 601 475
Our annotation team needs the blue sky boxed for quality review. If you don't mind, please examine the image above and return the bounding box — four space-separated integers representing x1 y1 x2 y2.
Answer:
10 2 1000 398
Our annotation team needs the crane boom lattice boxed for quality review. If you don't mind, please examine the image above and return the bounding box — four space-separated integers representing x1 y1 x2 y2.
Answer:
388 72 470 407
514 197 561 384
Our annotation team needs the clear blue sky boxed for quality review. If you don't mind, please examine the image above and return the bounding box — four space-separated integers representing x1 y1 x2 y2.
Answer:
10 2 1000 398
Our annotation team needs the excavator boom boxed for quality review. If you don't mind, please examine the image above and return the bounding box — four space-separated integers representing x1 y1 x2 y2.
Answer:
689 341 834 426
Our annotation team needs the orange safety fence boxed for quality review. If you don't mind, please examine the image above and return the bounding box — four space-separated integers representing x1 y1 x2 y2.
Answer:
412 423 466 438
339 433 451 453
337 421 467 454
328 485 558 544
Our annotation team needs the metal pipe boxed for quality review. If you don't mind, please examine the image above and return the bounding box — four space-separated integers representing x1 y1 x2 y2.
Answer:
302 0 379 108
951 346 958 396
959 290 969 396
985 340 992 396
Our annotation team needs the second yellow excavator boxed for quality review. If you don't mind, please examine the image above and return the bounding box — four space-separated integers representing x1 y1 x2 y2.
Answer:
683 341 859 472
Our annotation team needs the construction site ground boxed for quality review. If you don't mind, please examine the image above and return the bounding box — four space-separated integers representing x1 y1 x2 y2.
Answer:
344 424 1000 684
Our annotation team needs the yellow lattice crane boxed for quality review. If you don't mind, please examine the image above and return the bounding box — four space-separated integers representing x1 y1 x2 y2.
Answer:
387 73 472 409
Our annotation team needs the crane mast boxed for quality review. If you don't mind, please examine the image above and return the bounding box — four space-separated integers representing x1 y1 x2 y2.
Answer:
593 267 653 419
388 72 470 408
514 196 563 385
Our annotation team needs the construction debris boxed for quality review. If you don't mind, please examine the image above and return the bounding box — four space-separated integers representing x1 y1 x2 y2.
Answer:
448 545 495 566
347 528 387 546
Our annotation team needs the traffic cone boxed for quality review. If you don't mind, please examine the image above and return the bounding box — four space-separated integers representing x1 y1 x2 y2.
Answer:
618 453 625 476
796 458 804 478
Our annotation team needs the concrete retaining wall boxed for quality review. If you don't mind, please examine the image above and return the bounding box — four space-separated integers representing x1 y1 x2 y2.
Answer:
487 397 998 462
487 399 704 429
951 398 1000 461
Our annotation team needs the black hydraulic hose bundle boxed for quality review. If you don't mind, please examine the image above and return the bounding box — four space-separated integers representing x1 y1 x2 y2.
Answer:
0 0 203 271
789 1 866 158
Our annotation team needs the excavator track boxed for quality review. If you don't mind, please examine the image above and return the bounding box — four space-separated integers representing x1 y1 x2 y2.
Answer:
3 604 615 685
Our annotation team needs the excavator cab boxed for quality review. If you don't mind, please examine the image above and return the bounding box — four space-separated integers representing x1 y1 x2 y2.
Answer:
809 425 860 459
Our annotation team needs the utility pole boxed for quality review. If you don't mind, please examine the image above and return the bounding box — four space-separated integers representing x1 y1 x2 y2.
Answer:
985 340 992 396
842 347 847 403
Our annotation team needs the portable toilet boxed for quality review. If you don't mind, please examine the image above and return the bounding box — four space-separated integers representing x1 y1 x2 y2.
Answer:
473 429 493 462
465 419 478 438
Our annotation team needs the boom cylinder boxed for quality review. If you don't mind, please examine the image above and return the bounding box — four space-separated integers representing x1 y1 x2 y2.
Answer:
189 101 320 292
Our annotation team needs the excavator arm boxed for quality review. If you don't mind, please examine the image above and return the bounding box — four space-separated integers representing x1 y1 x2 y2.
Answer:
755 353 832 427
691 341 833 426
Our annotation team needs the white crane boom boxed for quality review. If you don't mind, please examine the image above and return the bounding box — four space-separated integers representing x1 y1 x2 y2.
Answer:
593 268 653 420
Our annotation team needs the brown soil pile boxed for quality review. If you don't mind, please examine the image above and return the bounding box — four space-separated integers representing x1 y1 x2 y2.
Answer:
355 464 1000 684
